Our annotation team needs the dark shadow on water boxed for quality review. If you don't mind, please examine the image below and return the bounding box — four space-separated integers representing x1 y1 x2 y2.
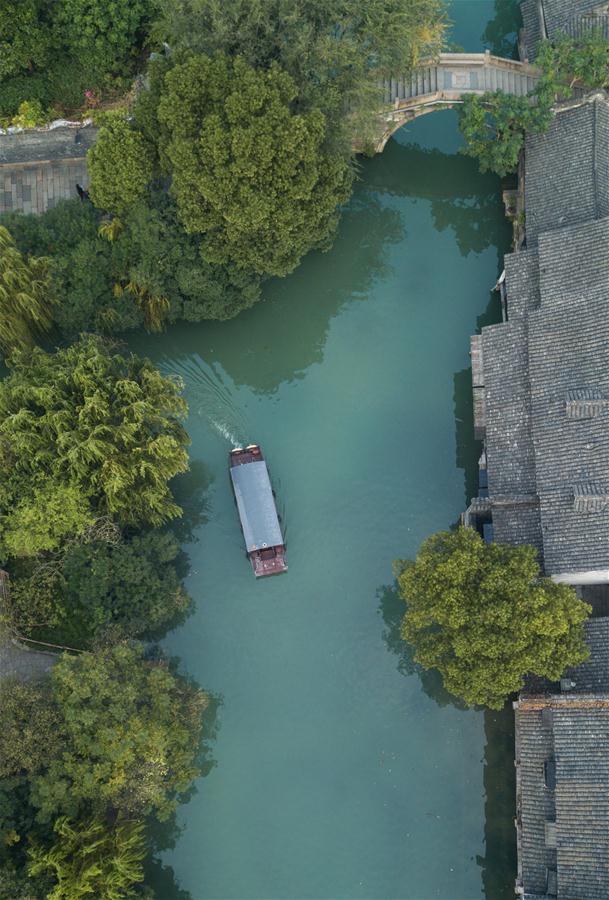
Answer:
142 858 193 900
482 0 523 58
377 582 467 710
134 141 510 397
453 256 505 506
169 459 214 545
379 586 517 897
478 706 517 900
363 140 511 261
132 189 404 396
142 691 223 899
144 814 193 900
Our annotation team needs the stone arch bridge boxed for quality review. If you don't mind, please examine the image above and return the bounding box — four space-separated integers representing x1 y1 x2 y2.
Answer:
375 51 539 150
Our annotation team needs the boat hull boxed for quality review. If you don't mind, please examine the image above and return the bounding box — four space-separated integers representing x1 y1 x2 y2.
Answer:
229 445 287 578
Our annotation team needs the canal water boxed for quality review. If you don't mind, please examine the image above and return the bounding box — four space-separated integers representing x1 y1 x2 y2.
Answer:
134 3 519 897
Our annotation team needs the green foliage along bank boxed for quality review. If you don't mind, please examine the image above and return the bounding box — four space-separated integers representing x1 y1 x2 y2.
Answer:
0 644 207 896
0 336 208 896
458 31 609 176
0 0 155 120
0 197 263 335
396 528 591 709
0 226 54 356
156 54 353 277
0 336 189 557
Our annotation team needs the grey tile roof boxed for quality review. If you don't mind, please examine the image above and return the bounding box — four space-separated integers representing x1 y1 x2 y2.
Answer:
504 249 540 319
516 694 609 899
564 618 609 692
520 0 544 61
475 96 609 576
515 703 556 894
524 99 609 247
492 501 543 553
483 319 536 497
553 703 609 898
565 12 609 39
523 618 609 695
520 0 608 61
542 0 609 40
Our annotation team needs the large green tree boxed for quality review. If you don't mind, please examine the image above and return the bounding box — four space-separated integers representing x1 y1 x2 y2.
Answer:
51 0 152 79
0 336 189 557
0 1 52 80
9 530 191 647
158 0 446 143
28 816 146 900
157 54 353 276
29 643 206 822
397 528 590 709
0 225 53 356
88 116 156 217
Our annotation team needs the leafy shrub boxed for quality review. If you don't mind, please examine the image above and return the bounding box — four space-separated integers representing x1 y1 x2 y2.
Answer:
88 115 156 216
10 100 47 128
10 530 191 647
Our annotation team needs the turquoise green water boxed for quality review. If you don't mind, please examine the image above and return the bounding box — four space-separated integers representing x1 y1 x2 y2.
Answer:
132 5 519 898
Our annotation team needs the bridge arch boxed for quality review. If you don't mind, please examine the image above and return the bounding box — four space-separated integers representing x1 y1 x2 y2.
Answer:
373 51 540 151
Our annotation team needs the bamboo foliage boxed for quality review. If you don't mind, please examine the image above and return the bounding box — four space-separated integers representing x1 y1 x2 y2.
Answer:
0 225 54 355
0 337 190 557
126 277 170 332
28 816 146 900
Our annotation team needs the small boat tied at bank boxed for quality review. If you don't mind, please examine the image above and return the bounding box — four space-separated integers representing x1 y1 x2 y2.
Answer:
229 444 287 578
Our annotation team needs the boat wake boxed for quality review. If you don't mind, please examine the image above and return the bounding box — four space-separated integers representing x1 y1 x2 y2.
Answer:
166 354 250 447
210 419 242 448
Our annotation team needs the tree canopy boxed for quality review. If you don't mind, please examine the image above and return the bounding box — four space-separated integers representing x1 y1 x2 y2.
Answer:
29 643 206 823
0 336 189 557
0 1 51 80
88 116 156 217
51 0 152 78
8 529 191 647
156 54 353 276
158 0 446 144
0 225 54 356
397 528 591 709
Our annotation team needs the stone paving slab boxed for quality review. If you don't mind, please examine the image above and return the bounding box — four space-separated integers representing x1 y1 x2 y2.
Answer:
0 125 96 215
0 159 90 214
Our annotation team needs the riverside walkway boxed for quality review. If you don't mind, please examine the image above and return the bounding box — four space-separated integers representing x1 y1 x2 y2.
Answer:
0 124 96 215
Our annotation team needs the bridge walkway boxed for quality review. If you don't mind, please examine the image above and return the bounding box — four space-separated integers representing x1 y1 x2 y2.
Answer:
375 51 540 149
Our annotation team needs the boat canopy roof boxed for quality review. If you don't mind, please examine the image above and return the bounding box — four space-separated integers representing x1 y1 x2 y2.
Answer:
230 460 284 552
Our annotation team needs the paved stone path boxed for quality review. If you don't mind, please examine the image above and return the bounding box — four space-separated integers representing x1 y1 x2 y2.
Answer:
0 125 96 216
1 159 89 214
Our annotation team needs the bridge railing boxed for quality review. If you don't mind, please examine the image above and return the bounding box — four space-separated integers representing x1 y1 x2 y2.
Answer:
416 50 539 76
